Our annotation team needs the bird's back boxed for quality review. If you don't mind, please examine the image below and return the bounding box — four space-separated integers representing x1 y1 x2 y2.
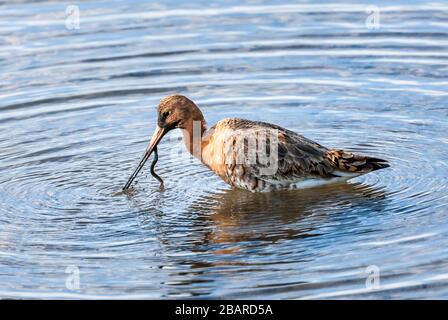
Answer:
202 118 389 192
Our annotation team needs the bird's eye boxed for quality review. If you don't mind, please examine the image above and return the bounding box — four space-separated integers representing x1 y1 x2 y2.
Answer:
162 111 170 119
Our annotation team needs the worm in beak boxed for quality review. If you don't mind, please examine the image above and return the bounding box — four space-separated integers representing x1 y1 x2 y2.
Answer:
123 126 167 190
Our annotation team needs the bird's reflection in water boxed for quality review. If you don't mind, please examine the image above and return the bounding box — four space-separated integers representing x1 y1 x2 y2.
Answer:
135 182 387 253
134 182 387 297
189 182 387 252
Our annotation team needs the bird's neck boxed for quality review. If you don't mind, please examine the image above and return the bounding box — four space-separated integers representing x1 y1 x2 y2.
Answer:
182 119 207 159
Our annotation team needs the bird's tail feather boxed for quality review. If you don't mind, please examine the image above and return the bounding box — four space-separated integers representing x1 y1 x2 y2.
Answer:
325 149 389 176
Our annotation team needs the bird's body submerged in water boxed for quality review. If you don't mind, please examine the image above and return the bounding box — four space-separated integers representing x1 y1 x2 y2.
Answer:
123 95 389 192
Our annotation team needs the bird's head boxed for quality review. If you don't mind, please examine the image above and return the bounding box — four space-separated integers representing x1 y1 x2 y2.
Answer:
123 94 204 190
157 94 204 131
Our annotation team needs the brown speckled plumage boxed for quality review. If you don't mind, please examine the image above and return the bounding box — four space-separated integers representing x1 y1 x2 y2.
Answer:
201 118 389 192
124 94 390 192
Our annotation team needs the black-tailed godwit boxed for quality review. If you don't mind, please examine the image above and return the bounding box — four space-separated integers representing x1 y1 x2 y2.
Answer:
123 94 389 192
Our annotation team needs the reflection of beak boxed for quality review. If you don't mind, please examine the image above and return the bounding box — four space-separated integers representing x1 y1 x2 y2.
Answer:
123 126 167 190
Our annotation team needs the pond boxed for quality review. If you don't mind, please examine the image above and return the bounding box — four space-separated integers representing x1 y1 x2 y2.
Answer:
0 0 447 299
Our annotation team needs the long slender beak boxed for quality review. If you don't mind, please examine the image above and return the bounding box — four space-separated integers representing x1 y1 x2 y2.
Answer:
123 126 167 190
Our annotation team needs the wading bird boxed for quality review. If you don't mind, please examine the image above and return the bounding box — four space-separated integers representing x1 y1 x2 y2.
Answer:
123 95 389 192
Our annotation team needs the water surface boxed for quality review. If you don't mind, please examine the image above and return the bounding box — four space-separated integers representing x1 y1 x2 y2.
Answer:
1 0 448 299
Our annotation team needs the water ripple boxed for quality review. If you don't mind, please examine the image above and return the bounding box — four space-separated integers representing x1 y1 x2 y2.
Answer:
0 0 447 299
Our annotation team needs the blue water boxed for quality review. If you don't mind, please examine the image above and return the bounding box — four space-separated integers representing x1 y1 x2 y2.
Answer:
0 0 447 299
